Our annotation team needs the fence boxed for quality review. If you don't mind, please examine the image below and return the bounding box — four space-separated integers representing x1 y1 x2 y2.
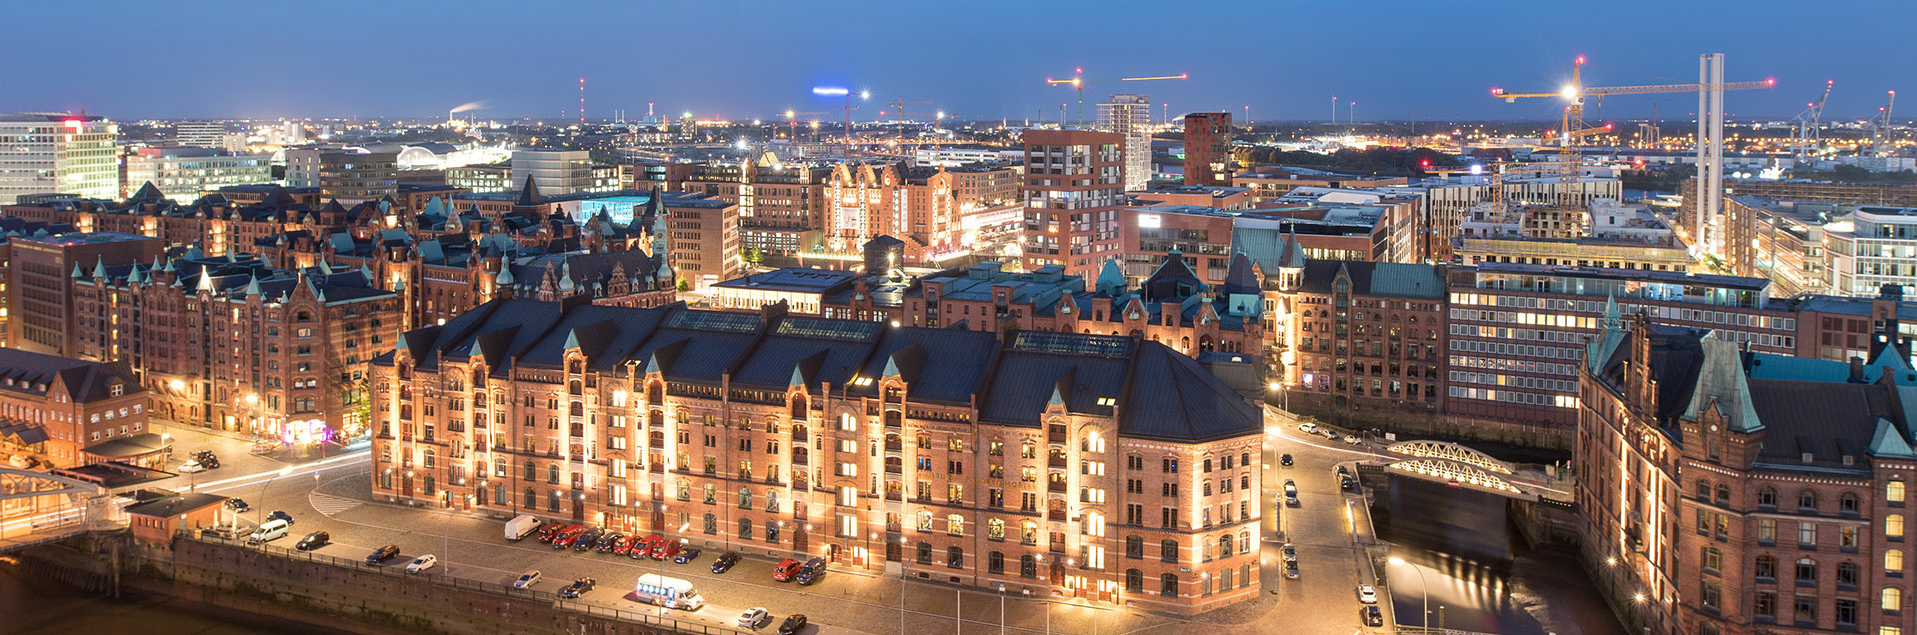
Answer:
181 529 751 634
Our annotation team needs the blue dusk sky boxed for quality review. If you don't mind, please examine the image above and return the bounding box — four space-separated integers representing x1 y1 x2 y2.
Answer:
2 0 1911 123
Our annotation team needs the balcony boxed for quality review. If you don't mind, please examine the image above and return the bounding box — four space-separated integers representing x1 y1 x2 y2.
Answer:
1048 456 1066 469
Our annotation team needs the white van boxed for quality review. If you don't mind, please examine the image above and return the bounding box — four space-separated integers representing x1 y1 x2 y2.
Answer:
249 518 291 544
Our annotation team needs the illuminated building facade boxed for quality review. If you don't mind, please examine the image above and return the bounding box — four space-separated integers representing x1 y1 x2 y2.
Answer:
823 162 959 263
1578 314 1917 635
0 114 118 204
1181 113 1232 187
124 147 272 202
1269 259 1448 417
7 231 163 357
1021 129 1126 278
370 299 1264 615
0 347 149 469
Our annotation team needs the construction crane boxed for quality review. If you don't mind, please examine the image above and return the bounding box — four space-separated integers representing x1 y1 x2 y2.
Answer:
781 109 832 143
1876 90 1898 157
1492 55 1773 207
1045 68 1187 126
1791 80 1834 159
880 97 939 140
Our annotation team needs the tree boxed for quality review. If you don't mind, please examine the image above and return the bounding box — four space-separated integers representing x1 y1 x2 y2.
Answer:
676 278 691 293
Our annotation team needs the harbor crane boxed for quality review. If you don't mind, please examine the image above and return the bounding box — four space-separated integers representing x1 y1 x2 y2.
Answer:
1875 90 1898 157
1791 80 1834 159
1046 68 1187 125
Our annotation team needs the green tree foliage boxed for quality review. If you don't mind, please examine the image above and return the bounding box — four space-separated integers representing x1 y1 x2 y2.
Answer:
1621 164 1697 192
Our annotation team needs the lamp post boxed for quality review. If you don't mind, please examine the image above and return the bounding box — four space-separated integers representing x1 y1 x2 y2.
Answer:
1389 556 1430 629
256 466 293 532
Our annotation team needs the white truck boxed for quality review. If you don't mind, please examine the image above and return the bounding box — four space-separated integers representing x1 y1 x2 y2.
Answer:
504 514 542 541
634 573 704 610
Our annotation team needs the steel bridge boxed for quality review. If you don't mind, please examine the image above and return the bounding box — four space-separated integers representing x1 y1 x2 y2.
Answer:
0 467 111 552
1383 441 1536 501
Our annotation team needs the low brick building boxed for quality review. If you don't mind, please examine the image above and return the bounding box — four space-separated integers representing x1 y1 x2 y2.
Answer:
126 491 228 545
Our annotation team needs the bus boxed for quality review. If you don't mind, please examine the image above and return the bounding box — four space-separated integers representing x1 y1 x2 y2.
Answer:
634 573 704 610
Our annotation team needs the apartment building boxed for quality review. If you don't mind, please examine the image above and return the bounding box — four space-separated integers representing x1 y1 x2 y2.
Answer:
0 347 150 469
7 231 164 357
1182 113 1232 187
0 114 118 204
1272 259 1448 417
370 299 1263 615
1022 130 1126 277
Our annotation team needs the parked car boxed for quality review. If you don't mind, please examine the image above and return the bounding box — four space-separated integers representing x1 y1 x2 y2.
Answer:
178 461 207 473
795 557 826 585
366 544 400 563
1343 434 1360 445
1281 543 1297 563
610 535 636 555
630 534 662 560
294 531 329 551
771 558 803 582
552 527 587 549
406 554 438 573
558 577 595 599
1279 454 1293 467
776 614 808 635
736 607 770 629
711 551 741 574
512 570 542 589
1336 465 1351 477
649 539 683 560
1357 584 1377 604
1284 563 1300 579
1283 480 1300 506
267 510 294 525
1361 605 1384 626
1340 476 1356 492
674 547 702 564
224 498 251 513
595 532 626 554
572 529 605 552
1298 423 1318 434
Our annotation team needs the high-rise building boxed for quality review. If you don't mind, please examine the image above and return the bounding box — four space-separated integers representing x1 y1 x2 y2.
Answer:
1021 129 1125 277
511 149 604 197
1182 113 1232 187
125 147 272 201
0 113 119 204
283 148 398 203
174 121 225 148
1097 94 1153 191
7 231 163 357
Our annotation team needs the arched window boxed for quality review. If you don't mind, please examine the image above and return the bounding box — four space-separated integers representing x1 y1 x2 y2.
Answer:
547 464 560 484
1125 535 1144 558
703 513 717 534
1796 558 1818 583
1240 531 1251 554
948 515 965 536
947 546 964 568
1160 573 1179 596
1799 490 1818 511
1889 549 1906 572
988 551 1004 574
702 484 716 504
1695 479 1710 499
1757 487 1778 507
1020 555 1036 578
739 518 754 540
422 476 435 495
1219 533 1234 556
918 511 934 531
789 397 807 420
524 488 536 507
647 383 662 403
766 489 781 513
1885 587 1904 611
1125 569 1144 591
1841 492 1861 514
988 518 1005 540
423 449 436 469
1714 483 1729 503
676 478 690 501
1161 539 1180 563
547 491 560 512
739 487 753 509
1021 521 1038 545
1890 514 1906 538
916 542 932 564
569 401 583 416
523 460 536 480
766 522 781 544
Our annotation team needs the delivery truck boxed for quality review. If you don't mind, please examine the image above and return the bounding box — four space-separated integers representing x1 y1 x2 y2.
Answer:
504 514 543 541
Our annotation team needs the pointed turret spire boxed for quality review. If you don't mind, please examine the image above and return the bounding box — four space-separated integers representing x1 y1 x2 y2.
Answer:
244 275 261 297
1095 259 1126 295
70 262 84 279
516 176 544 206
197 269 215 293
1603 292 1620 331
92 257 107 280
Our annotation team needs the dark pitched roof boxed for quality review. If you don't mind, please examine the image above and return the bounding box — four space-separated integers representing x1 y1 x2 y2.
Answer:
0 348 141 403
516 176 544 206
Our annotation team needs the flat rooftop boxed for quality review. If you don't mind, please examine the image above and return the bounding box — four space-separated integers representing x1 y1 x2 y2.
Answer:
715 268 860 293
24 231 153 246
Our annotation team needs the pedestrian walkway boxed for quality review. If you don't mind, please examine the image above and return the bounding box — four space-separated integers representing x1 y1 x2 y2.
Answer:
308 493 363 517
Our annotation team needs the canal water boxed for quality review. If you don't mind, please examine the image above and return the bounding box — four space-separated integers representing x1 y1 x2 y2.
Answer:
0 557 347 635
1374 477 1625 635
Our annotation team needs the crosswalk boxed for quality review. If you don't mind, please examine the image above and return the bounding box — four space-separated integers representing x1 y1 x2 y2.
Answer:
308 493 364 517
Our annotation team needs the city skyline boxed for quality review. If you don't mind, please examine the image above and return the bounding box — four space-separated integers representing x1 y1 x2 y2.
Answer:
3 1 1911 122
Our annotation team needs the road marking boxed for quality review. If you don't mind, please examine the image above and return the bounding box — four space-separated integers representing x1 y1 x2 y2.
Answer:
194 451 370 493
308 492 364 517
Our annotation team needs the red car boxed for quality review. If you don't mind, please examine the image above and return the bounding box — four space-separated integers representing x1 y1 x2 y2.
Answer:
629 534 662 560
538 523 578 544
649 539 683 561
611 535 637 556
771 558 803 582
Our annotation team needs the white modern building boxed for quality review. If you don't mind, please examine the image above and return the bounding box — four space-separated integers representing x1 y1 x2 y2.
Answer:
912 145 1021 167
125 147 272 202
174 121 225 148
1096 93 1153 191
510 148 609 196
1826 206 1917 296
0 113 119 204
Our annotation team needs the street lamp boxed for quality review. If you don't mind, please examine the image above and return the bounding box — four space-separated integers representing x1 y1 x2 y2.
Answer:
257 466 294 532
1389 556 1431 629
